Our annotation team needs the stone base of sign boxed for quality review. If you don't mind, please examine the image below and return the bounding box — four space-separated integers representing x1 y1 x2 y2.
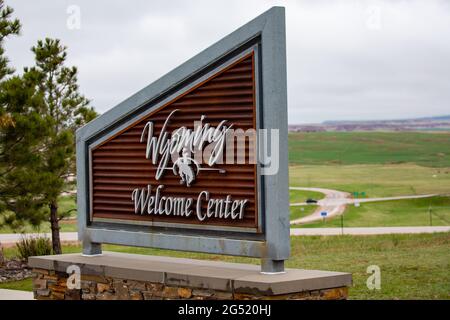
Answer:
28 252 352 300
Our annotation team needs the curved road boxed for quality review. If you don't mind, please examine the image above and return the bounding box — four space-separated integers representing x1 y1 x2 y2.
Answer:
290 187 350 224
290 187 436 225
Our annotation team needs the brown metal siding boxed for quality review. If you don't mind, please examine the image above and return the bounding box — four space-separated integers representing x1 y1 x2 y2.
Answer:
90 53 259 229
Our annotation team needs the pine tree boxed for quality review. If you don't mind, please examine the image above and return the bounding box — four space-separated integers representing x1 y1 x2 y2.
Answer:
23 38 97 254
0 71 51 230
0 1 46 229
0 0 20 126
0 2 96 254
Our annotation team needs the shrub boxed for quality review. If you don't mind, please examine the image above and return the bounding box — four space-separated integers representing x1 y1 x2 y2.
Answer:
16 235 52 261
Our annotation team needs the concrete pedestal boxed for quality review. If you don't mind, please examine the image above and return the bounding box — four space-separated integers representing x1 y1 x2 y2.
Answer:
29 252 352 300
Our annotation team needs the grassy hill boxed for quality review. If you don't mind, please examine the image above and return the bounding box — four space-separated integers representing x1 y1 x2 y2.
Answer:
288 131 450 227
299 196 450 228
289 131 450 167
289 164 450 198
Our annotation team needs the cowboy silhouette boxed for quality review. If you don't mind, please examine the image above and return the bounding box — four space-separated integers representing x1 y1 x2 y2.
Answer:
173 148 196 186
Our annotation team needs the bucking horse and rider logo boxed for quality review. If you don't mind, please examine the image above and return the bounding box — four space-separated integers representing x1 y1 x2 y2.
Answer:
171 148 226 187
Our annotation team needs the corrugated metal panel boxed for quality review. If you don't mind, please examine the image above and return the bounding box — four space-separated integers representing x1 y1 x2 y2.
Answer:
90 53 259 229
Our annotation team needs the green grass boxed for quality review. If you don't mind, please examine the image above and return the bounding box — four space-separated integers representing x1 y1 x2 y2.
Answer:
289 131 450 167
0 219 77 234
290 164 450 198
300 196 450 228
288 132 450 225
2 233 449 299
289 189 323 203
289 189 322 220
58 195 77 217
290 205 317 220
0 195 77 234
0 278 33 291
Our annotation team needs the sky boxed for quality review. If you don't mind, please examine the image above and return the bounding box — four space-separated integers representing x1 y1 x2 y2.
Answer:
5 0 450 124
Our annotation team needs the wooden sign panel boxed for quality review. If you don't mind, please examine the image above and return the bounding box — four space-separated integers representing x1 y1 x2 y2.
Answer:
90 54 260 232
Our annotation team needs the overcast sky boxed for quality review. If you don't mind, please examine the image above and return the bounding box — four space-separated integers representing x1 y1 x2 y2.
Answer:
5 0 450 124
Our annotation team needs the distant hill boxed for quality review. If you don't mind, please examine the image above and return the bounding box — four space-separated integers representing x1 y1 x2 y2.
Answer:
289 115 450 132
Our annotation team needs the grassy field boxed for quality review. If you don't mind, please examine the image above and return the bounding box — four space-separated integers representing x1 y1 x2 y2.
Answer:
289 131 450 197
289 131 450 167
288 131 450 227
0 195 77 234
289 189 322 220
2 233 449 299
300 196 450 228
289 189 323 203
289 164 450 198
290 205 317 220
0 219 77 234
0 278 33 291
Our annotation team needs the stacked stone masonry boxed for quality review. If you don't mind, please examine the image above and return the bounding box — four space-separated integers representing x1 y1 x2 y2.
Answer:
32 268 348 300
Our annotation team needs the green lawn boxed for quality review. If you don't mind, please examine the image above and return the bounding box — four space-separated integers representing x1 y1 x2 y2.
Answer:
289 131 450 167
299 196 450 228
2 233 449 299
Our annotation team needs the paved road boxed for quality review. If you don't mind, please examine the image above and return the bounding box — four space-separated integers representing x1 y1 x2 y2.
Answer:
343 194 437 204
290 187 437 225
1 226 449 246
0 289 34 300
290 187 351 224
290 226 450 236
0 232 78 246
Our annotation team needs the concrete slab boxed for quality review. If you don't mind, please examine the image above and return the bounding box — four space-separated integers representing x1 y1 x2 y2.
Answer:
234 269 352 295
28 251 352 295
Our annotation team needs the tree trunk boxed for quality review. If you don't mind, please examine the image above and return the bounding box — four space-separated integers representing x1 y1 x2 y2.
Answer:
49 200 62 254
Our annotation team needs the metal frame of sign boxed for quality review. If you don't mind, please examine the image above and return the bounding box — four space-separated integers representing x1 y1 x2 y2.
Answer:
76 7 289 272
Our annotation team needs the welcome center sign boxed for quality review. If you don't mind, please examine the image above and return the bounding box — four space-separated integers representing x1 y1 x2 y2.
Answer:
76 7 289 272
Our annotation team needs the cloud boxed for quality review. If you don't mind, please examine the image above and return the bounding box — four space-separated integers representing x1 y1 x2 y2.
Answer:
5 0 450 123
